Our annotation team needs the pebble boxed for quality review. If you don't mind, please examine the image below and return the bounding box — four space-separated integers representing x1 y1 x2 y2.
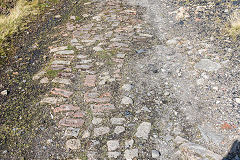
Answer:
110 118 125 125
108 152 120 158
64 127 80 138
166 38 178 46
55 15 61 18
122 84 132 91
33 71 46 80
94 127 110 137
1 90 8 96
152 150 161 158
93 46 103 52
66 139 81 150
121 96 133 105
195 59 221 72
124 149 138 160
116 53 125 59
114 126 125 134
40 77 49 84
125 139 134 149
235 98 240 104
107 140 119 151
82 130 90 138
135 122 151 139
92 117 103 125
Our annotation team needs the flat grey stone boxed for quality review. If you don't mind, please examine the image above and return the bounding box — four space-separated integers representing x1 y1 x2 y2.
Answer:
125 139 134 149
114 126 125 134
33 71 46 80
135 122 151 139
110 118 125 125
94 127 110 137
124 149 138 160
92 117 103 125
56 50 74 55
66 139 81 150
71 38 78 43
108 152 120 158
40 77 49 84
122 84 132 91
116 53 125 59
195 59 221 72
93 46 103 52
50 46 68 53
121 96 133 105
41 97 65 104
166 38 178 46
179 142 222 159
64 127 80 138
75 65 92 70
52 60 71 65
77 54 88 59
152 150 161 158
82 130 90 138
107 140 119 151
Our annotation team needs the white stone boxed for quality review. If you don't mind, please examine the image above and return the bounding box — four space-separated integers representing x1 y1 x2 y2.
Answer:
52 60 70 65
64 127 80 138
82 130 90 138
93 46 103 52
125 139 134 149
92 117 103 125
114 126 125 134
107 140 119 151
71 38 78 43
110 118 125 125
94 127 110 137
152 150 161 158
77 54 88 59
1 90 7 96
108 152 120 158
122 84 132 91
40 77 49 84
33 71 46 80
116 53 125 59
124 149 138 160
66 139 81 150
55 15 61 18
50 46 68 53
166 39 178 46
135 122 151 139
70 16 76 20
121 96 133 105
235 98 240 104
55 50 74 55
195 59 221 72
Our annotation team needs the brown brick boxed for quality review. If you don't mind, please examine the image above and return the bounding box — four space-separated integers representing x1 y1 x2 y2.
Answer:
51 88 73 98
59 118 84 127
53 104 79 113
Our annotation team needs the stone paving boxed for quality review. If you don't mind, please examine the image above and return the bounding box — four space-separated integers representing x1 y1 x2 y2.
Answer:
33 0 156 159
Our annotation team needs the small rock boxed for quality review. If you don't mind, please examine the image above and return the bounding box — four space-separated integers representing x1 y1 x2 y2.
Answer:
108 152 120 158
122 84 132 91
116 53 125 59
110 118 125 125
94 127 110 137
1 90 8 96
135 122 151 139
40 77 49 84
33 71 46 80
66 139 81 150
124 149 138 160
70 16 76 20
136 49 146 54
195 59 221 72
166 38 178 46
107 140 119 151
93 46 103 52
52 77 71 85
125 139 134 149
235 98 240 104
82 130 90 138
55 15 61 18
64 127 80 138
114 126 125 134
41 97 65 104
152 150 161 158
92 117 103 125
121 96 133 105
